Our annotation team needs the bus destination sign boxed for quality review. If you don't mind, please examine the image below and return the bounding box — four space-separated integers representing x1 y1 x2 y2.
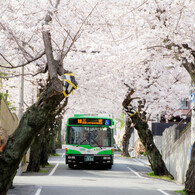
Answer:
69 118 111 125
78 118 103 125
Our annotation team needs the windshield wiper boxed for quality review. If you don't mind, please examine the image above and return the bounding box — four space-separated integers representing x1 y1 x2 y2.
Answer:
76 139 88 146
90 137 102 149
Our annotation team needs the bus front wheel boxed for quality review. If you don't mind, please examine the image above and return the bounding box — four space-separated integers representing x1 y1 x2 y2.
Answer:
68 164 74 169
106 164 112 169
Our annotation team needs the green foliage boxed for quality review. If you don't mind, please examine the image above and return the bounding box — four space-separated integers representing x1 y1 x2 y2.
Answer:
50 153 60 157
39 169 47 173
180 122 191 136
45 164 52 167
147 172 173 181
116 113 125 130
0 71 16 111
140 151 147 156
0 71 7 78
0 92 16 111
0 92 8 100
117 154 131 158
175 189 187 195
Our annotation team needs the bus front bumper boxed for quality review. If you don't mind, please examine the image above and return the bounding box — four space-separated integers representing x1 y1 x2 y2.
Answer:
66 154 113 165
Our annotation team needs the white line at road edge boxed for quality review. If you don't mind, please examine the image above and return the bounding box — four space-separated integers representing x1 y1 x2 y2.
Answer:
34 187 42 195
133 158 150 167
127 167 145 178
157 189 170 195
49 153 65 176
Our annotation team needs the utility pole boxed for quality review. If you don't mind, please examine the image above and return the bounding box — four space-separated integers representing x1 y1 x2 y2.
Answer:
18 66 24 120
17 66 24 176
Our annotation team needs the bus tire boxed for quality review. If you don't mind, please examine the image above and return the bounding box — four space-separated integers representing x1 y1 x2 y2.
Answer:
68 164 74 169
107 164 112 169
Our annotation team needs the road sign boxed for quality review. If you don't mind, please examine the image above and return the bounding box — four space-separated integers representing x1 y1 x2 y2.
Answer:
191 93 195 109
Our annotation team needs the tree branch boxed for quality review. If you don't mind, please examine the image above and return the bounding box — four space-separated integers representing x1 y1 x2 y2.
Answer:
0 71 44 79
0 52 45 69
60 3 98 63
0 53 14 67
0 22 33 61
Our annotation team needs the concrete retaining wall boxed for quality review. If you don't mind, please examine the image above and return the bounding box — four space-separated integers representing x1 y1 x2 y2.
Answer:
153 136 162 153
162 125 191 184
0 98 30 174
0 98 18 140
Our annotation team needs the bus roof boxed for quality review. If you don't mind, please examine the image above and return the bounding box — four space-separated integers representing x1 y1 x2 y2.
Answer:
73 114 113 118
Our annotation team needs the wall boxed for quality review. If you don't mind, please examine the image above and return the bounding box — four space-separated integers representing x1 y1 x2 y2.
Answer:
0 98 30 174
153 136 162 153
162 125 191 184
0 98 18 140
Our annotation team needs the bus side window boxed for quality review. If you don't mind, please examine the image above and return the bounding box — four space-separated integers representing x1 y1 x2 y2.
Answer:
102 127 111 147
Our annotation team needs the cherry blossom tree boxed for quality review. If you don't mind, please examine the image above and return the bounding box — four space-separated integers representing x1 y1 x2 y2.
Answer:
0 0 86 193
0 0 194 194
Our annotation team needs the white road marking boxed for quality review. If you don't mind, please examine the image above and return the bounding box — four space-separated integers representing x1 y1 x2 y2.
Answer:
157 189 170 195
34 187 42 195
127 166 145 178
133 158 150 166
49 153 65 176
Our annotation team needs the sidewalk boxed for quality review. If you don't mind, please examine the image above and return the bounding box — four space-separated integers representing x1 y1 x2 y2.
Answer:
135 155 151 166
114 151 150 167
7 150 60 195
7 185 39 195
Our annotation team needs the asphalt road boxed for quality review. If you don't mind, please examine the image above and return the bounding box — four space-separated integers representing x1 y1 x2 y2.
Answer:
11 148 183 195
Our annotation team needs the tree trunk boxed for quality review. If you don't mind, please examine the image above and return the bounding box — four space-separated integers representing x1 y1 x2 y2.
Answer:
49 135 56 155
51 125 57 155
56 119 62 149
185 142 195 195
121 117 132 157
131 114 173 178
40 135 49 168
0 79 65 195
27 137 41 172
27 127 45 172
122 93 173 179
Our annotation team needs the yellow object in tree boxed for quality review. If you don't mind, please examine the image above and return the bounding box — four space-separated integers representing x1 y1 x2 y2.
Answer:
61 73 77 97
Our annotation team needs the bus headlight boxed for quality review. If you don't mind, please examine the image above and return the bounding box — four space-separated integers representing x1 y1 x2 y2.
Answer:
68 156 76 159
103 156 111 160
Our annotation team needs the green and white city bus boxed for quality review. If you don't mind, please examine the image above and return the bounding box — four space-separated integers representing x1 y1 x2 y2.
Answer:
65 114 115 169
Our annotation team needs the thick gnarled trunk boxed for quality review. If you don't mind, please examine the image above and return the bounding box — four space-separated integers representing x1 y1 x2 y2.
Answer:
49 127 57 155
40 137 50 168
131 114 173 178
56 119 62 149
27 127 45 172
122 91 173 179
121 117 132 157
0 79 64 195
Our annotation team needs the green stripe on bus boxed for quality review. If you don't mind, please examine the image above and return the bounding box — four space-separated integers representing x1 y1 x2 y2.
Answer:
66 149 81 154
97 150 113 155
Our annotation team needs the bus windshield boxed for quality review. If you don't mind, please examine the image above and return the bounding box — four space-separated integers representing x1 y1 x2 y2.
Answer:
67 126 112 147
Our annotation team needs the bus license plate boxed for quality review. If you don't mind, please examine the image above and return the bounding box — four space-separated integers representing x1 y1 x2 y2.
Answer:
84 156 94 161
